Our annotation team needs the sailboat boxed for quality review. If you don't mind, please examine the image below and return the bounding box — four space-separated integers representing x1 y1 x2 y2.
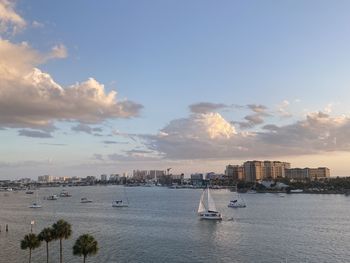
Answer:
29 190 42 208
198 186 222 220
112 187 129 207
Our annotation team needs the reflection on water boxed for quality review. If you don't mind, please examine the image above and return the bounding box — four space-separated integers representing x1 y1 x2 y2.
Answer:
0 186 350 262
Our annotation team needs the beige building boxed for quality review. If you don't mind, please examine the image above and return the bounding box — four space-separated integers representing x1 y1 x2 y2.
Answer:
244 161 264 182
308 167 330 180
225 165 245 181
263 161 291 179
286 167 330 181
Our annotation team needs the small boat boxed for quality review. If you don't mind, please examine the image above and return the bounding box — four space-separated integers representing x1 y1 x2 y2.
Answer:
112 200 128 207
279 193 286 197
198 186 222 220
247 190 257 194
228 194 246 208
25 190 34 194
29 202 42 208
47 194 58 200
80 197 93 203
59 190 72 197
290 189 303 193
29 191 42 208
112 187 129 207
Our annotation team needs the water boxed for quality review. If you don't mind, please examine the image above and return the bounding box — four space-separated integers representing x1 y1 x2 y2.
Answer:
1 186 350 263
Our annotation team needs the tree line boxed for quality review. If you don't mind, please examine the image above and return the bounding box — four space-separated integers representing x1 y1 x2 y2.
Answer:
20 219 98 263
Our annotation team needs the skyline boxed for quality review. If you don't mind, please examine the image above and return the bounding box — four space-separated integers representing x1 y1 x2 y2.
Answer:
1 0 350 179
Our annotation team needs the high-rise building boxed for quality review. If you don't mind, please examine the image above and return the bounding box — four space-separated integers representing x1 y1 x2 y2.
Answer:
100 174 107 181
244 161 264 182
308 167 330 180
263 161 291 179
285 167 330 181
225 165 244 181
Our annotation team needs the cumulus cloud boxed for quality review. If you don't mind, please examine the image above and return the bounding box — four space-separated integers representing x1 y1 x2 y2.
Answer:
142 111 350 160
0 40 143 131
0 0 26 34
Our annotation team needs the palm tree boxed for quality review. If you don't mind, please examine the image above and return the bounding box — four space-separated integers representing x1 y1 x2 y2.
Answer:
38 227 54 263
73 234 99 263
20 233 41 263
52 219 72 263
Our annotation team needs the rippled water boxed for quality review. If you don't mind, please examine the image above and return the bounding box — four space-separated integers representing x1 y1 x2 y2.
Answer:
0 186 350 262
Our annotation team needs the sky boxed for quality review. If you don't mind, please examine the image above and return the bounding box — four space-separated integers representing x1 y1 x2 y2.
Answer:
1 0 350 179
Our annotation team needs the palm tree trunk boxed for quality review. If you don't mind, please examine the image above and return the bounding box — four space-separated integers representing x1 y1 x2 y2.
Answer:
46 241 49 263
60 239 63 263
29 248 32 263
83 255 86 263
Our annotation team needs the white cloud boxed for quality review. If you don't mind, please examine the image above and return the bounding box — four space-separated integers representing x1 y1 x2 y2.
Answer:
47 44 68 59
277 100 292 118
0 0 26 34
142 111 350 160
0 40 143 130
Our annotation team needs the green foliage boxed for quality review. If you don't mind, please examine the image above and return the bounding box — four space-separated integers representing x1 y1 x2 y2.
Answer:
52 219 72 240
73 234 99 259
21 233 41 251
38 227 54 243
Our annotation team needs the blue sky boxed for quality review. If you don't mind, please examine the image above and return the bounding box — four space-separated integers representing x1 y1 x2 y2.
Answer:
1 0 350 179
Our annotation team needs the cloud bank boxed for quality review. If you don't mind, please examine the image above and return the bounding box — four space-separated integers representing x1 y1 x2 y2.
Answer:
0 7 143 136
142 110 350 160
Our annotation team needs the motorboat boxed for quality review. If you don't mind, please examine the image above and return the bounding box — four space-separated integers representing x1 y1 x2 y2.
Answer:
198 186 222 220
81 197 92 203
29 202 42 208
112 187 129 207
228 195 246 208
112 200 128 207
47 194 58 200
59 190 72 197
29 191 42 208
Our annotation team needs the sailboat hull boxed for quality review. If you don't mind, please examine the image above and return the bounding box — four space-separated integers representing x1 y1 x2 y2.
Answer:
199 212 222 220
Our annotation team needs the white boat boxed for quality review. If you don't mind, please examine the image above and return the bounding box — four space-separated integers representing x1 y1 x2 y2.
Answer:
59 190 72 197
290 189 303 193
29 202 42 208
81 197 93 203
247 190 257 194
228 193 246 208
112 188 129 207
47 194 58 200
29 191 42 208
198 186 222 220
279 193 286 197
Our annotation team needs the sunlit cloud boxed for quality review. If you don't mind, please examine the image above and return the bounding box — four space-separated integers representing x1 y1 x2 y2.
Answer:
0 0 26 34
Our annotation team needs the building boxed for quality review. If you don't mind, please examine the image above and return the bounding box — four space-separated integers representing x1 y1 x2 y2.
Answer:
225 165 244 181
285 167 330 181
100 174 108 181
149 170 165 180
263 161 291 179
244 161 264 182
38 175 54 183
132 170 148 181
308 167 330 180
191 173 204 186
109 174 120 182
